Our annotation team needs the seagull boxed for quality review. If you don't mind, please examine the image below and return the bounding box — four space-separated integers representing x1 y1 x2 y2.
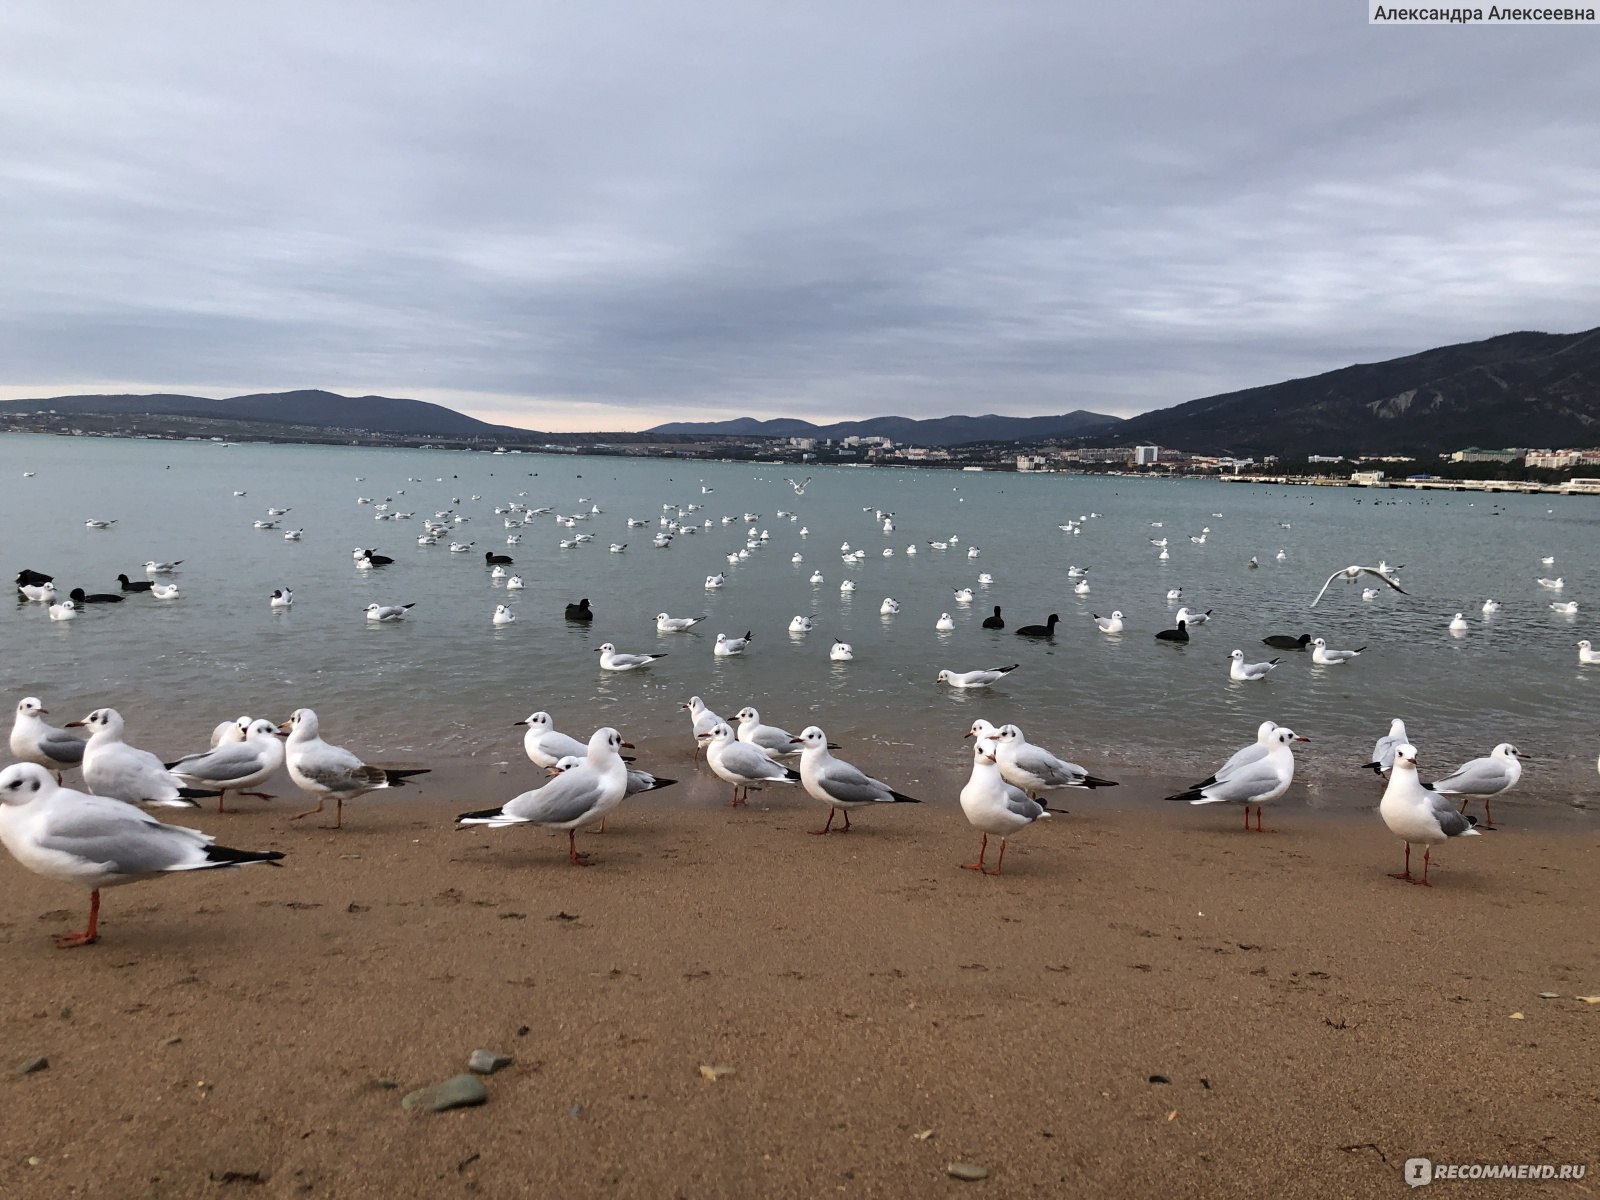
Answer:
1310 565 1409 606
0 763 284 948
69 708 217 808
1363 718 1411 777
211 715 251 746
455 728 632 865
1579 640 1600 665
1093 611 1124 634
167 719 286 813
936 613 955 632
144 560 182 574
881 598 902 616
1537 577 1564 590
937 665 1019 689
657 613 706 633
794 726 921 834
809 571 825 584
595 643 666 671
1448 613 1469 633
48 599 78 620
280 707 429 828
989 723 1119 799
84 518 117 529
786 477 812 495
514 712 591 768
714 631 753 657
734 707 806 759
1379 744 1480 885
270 587 293 609
365 602 414 622
1550 601 1579 615
505 576 525 590
1481 599 1501 613
705 573 726 589
702 722 800 807
1073 580 1090 595
788 615 814 633
1361 588 1378 601
681 696 723 751
1311 637 1365 665
1185 720 1280 788
830 639 854 661
959 737 1051 875
1428 742 1527 830
10 698 88 782
1166 727 1308 832
1228 650 1279 681
1174 607 1212 626
493 604 517 625
149 583 179 600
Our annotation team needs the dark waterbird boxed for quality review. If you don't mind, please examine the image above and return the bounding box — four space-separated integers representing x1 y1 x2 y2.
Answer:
1155 620 1189 643
981 606 1005 630
16 569 53 588
1262 633 1312 650
69 588 124 604
485 551 514 565
565 598 594 622
116 574 155 593
1015 614 1060 638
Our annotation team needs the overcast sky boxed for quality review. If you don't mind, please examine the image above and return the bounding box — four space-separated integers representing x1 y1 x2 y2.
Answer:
2 3 1596 432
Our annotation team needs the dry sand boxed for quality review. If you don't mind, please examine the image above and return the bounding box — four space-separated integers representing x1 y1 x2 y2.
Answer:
1 751 1596 1199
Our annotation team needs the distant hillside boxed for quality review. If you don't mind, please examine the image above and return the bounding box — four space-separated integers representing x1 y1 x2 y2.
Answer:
0 389 542 439
649 410 1124 447
1115 327 1600 457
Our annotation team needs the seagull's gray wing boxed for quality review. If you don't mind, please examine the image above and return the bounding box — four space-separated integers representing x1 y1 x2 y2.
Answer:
503 768 608 825
1212 743 1269 782
1427 792 1477 836
170 745 267 784
813 758 892 804
37 796 209 875
1428 757 1508 797
294 744 383 794
1002 786 1047 821
1196 756 1283 804
35 728 87 765
724 743 790 782
1364 568 1409 595
1011 744 1083 787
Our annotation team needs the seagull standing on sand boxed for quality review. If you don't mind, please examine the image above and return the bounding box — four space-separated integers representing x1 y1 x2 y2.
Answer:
0 763 284 948
10 697 87 782
959 738 1051 876
1310 565 1409 607
455 728 632 865
734 707 803 759
795 727 921 834
702 722 800 807
682 696 722 752
1378 744 1479 885
1362 718 1409 776
70 708 217 808
1166 727 1308 832
1427 743 1527 830
280 708 429 829
166 719 286 813
984 723 1119 800
514 712 587 768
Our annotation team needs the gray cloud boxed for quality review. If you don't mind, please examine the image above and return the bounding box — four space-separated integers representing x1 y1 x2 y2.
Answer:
2 1 1596 430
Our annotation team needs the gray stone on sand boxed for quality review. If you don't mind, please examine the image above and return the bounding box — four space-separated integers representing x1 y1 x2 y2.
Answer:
468 1049 513 1075
402 1074 488 1113
947 1163 990 1181
17 1057 49 1077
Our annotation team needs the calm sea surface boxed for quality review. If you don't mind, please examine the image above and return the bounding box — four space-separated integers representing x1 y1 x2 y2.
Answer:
3 433 1597 812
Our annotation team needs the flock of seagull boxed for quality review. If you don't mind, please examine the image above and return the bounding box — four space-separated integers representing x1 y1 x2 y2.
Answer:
2 468 1590 950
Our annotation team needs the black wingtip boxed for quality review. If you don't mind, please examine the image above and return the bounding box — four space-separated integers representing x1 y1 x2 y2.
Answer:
176 787 223 799
456 805 504 823
642 777 678 790
1080 776 1120 788
1361 761 1384 775
889 790 921 804
203 845 286 866
1165 789 1202 803
383 768 431 785
783 768 802 782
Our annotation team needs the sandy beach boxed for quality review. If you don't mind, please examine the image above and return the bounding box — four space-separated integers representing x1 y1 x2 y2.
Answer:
2 751 1596 1199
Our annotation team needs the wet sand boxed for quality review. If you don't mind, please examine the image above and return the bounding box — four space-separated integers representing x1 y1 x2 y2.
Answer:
1 753 1597 1199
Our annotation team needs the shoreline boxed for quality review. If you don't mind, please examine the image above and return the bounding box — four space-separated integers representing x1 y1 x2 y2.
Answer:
3 761 1596 1197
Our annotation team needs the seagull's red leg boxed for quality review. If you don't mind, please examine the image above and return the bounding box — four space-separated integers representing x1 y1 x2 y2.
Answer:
987 838 1008 876
960 833 988 871
289 798 324 821
216 790 231 814
52 890 100 948
1412 846 1434 887
567 830 592 865
809 808 836 835
1482 798 1495 830
333 798 344 830
1254 807 1275 834
1388 842 1413 881
242 792 275 801
840 809 852 832
1243 806 1249 831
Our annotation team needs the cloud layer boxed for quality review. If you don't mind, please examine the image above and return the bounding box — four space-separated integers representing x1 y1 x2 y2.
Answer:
3 1 1596 431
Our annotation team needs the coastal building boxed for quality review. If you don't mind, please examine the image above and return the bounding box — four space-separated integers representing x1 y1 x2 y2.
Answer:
1134 445 1160 465
1449 447 1523 463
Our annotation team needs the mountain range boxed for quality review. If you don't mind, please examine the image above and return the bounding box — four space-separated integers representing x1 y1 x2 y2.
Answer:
645 411 1123 446
4 324 1597 456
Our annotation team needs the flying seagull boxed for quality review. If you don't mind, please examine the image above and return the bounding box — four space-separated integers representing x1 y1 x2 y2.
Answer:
1310 565 1408 607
